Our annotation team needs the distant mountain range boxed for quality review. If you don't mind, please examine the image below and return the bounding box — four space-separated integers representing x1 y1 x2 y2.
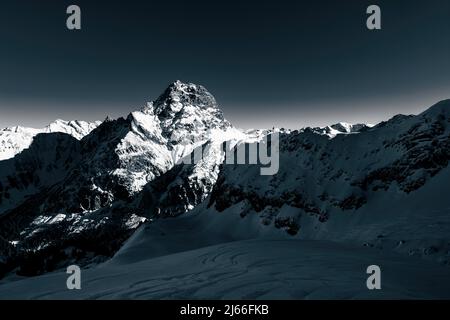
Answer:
0 119 101 161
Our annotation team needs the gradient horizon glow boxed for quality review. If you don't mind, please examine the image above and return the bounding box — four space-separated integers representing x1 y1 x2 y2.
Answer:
1 0 450 129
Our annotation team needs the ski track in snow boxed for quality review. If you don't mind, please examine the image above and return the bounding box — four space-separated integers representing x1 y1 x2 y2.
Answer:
1 239 450 299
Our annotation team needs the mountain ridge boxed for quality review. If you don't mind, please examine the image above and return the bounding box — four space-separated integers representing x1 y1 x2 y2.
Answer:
1 82 450 281
0 119 101 161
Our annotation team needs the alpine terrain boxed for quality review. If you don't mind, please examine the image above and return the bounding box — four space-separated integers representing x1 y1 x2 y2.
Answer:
1 81 450 299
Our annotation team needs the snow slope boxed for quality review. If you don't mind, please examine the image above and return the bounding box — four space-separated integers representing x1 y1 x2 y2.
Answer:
1 239 450 299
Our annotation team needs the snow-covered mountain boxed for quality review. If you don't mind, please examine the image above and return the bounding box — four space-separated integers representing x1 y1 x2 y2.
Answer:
205 100 450 262
0 119 101 161
305 122 374 138
131 98 450 266
0 81 250 277
1 82 450 299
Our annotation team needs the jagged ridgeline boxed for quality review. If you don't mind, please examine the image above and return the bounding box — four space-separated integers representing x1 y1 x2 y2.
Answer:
0 81 244 276
1 81 450 279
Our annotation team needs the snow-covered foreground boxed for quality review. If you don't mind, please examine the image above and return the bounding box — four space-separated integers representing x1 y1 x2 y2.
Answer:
1 238 450 299
2 165 450 300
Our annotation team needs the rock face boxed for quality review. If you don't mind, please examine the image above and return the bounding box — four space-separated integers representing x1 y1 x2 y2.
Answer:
1 81 450 279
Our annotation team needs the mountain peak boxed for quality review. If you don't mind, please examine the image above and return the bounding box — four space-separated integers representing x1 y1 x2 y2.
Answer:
168 80 208 94
420 99 450 117
152 80 219 116
329 122 372 134
330 122 353 133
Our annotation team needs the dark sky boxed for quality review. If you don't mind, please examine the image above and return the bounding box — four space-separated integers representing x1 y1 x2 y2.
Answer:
1 0 450 129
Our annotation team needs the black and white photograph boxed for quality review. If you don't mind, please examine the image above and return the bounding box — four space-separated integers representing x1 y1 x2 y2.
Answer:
0 0 450 311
